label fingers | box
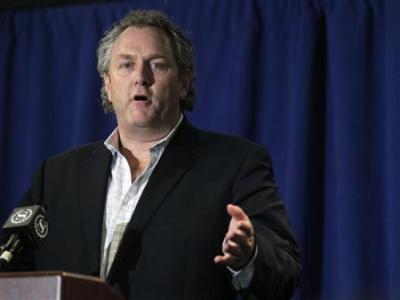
[227,204,248,222]
[231,219,254,238]
[214,204,256,269]
[214,253,240,267]
[225,229,253,252]
[224,230,255,263]
[223,238,243,257]
[227,204,254,239]
[214,238,253,269]
[215,238,243,267]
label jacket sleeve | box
[231,145,301,299]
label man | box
[5,10,301,299]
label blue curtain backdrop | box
[1,0,399,299]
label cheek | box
[112,80,132,100]
[151,75,182,105]
[151,81,169,98]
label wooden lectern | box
[0,271,125,300]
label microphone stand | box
[0,234,24,271]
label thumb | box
[227,204,248,221]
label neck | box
[117,115,181,155]
[117,124,174,181]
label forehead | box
[111,26,173,58]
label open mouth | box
[133,95,148,101]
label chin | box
[126,114,154,127]
[130,116,160,128]
[129,121,153,128]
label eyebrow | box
[115,53,170,61]
[117,54,134,60]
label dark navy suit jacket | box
[9,119,301,299]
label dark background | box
[1,0,399,299]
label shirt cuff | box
[227,245,258,291]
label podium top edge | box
[0,270,105,283]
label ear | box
[104,73,112,102]
[178,73,190,100]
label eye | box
[150,62,168,72]
[119,61,134,70]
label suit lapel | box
[79,143,112,275]
[107,119,199,282]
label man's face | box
[104,26,187,132]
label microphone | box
[0,205,49,269]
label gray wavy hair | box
[97,10,196,113]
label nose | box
[133,62,153,86]
[134,75,147,86]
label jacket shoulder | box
[45,141,107,165]
[197,129,266,154]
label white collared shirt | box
[100,115,183,276]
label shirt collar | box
[104,114,184,155]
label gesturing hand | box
[214,204,256,270]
